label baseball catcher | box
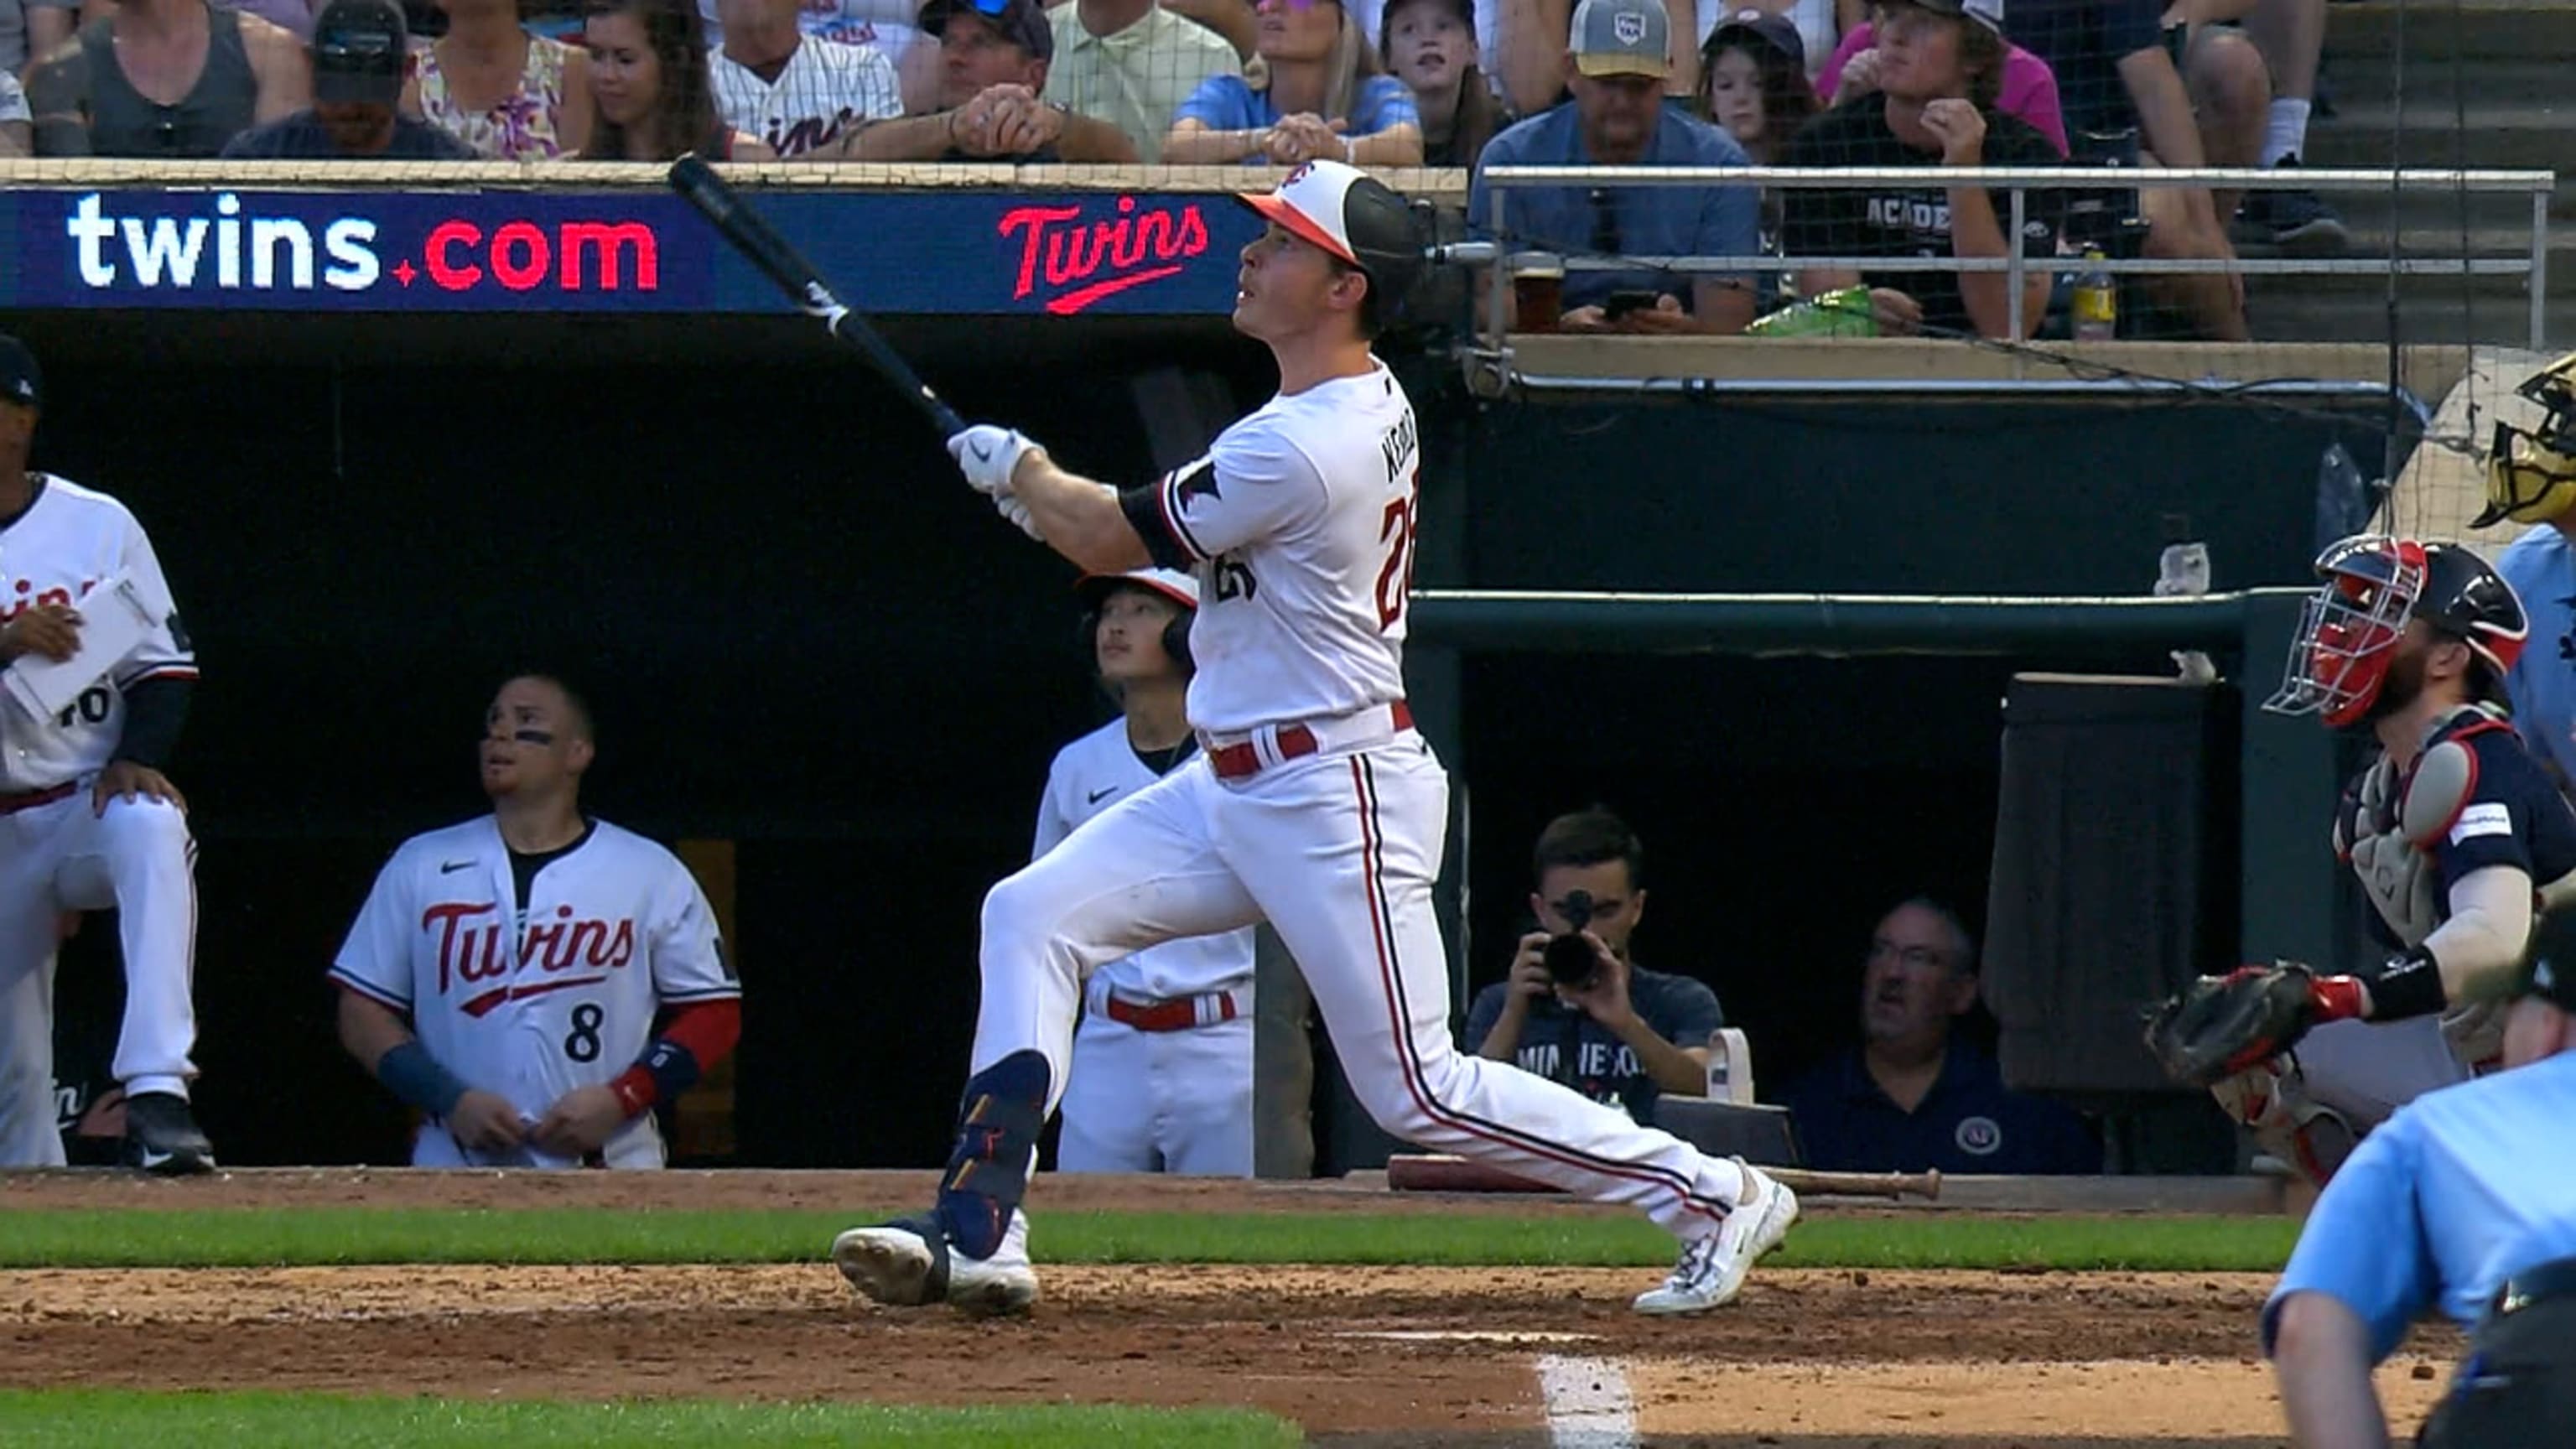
[2148,534,2576,1183]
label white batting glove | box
[995,492,1042,540]
[948,425,1041,498]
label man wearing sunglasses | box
[221,0,478,157]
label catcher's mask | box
[2265,534,2529,730]
[2475,349,2576,528]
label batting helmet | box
[2475,349,2576,528]
[1237,160,1426,325]
[2265,533,2529,729]
[1077,568,1199,673]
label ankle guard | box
[935,1050,1050,1259]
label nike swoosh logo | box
[969,439,994,462]
[138,1148,175,1169]
[1087,787,1118,804]
[440,860,475,874]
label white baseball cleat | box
[946,1210,1039,1318]
[1632,1161,1799,1316]
[832,1220,940,1308]
[831,1211,1039,1317]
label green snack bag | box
[1747,287,1879,337]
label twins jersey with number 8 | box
[328,819,737,1168]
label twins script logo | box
[999,195,1211,315]
[423,901,639,1016]
[3,576,97,624]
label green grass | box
[0,1207,2303,1271]
[0,1390,1301,1448]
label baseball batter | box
[834,161,1797,1318]
[2149,534,2576,1183]
[329,676,742,1168]
[1044,569,1259,1176]
[0,334,213,1175]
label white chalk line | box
[1535,1353,1639,1449]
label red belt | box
[1207,702,1414,782]
[1103,991,1241,1033]
[0,782,76,816]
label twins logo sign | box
[40,191,709,311]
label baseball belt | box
[1204,701,1414,782]
[0,782,77,816]
[1098,988,1249,1032]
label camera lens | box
[1542,890,1598,987]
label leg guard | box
[2211,1056,2356,1187]
[934,1050,1049,1259]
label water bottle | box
[2073,248,2117,341]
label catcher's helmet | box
[2264,533,2529,729]
[1236,160,1425,322]
[2475,349,2576,528]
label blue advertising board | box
[3,186,1265,316]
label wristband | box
[376,1040,468,1119]
[609,1066,656,1119]
[2356,948,2449,1022]
[609,1036,707,1119]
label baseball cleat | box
[832,1219,944,1308]
[122,1092,216,1176]
[944,1210,1038,1318]
[1632,1160,1798,1316]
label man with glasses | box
[220,0,477,158]
[1779,897,2101,1175]
[837,0,1136,161]
[1467,0,1758,334]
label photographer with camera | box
[1463,810,1723,1122]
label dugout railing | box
[1472,164,2559,349]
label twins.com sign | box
[16,189,1254,316]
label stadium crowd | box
[0,0,2357,337]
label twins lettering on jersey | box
[421,899,639,1014]
[3,576,94,622]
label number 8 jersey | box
[328,817,738,1165]
[1138,361,1420,736]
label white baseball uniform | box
[709,34,901,157]
[1038,719,1258,1176]
[974,361,1750,1239]
[328,817,737,1169]
[0,475,200,1167]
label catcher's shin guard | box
[2210,1057,2356,1187]
[934,1051,1049,1260]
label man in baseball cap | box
[1466,0,1759,334]
[1235,158,1426,338]
[834,0,1136,160]
[219,0,479,157]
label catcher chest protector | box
[1982,675,2241,1097]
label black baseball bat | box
[667,153,968,439]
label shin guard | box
[934,1050,1050,1259]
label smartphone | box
[1602,289,1661,319]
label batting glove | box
[995,492,1042,541]
[948,425,1041,498]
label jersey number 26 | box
[1374,479,1420,631]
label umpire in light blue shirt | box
[1467,0,1758,335]
[2262,913,2576,1448]
[2491,351,2576,793]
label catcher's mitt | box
[2144,964,2320,1088]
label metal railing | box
[1475,165,2559,348]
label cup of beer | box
[1511,252,1565,332]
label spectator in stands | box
[221,0,478,154]
[1814,2,2065,156]
[835,0,1135,160]
[710,0,901,156]
[1778,898,2101,1176]
[698,0,943,116]
[1478,0,1696,117]
[1379,0,1504,168]
[407,0,594,158]
[2229,0,2345,256]
[578,0,775,158]
[1463,810,1723,1125]
[2000,0,2266,339]
[1162,0,1422,166]
[1468,0,1760,335]
[1776,0,2059,340]
[1041,0,1239,163]
[1,0,80,79]
[25,0,309,156]
[0,72,27,153]
[1696,8,1812,162]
